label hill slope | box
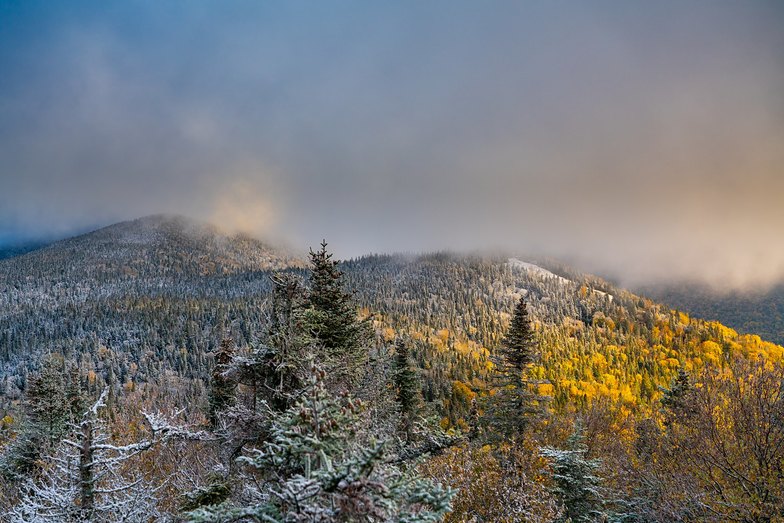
[0,216,782,424]
[639,282,784,345]
[0,215,302,401]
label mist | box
[1,1,783,290]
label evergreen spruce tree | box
[256,272,313,412]
[305,241,369,391]
[485,297,541,439]
[660,366,691,412]
[187,363,454,523]
[207,337,237,428]
[393,338,422,439]
[540,426,606,523]
[1,356,74,480]
[26,358,69,444]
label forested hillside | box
[640,282,784,345]
[0,215,301,409]
[1,216,783,521]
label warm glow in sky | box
[1,1,783,289]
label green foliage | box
[659,366,690,415]
[187,365,454,522]
[484,297,541,439]
[180,473,232,513]
[394,338,422,438]
[306,241,370,391]
[540,426,605,523]
[1,356,82,480]
[256,272,314,412]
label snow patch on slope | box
[507,258,572,285]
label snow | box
[507,258,572,285]
[593,289,614,303]
[508,258,614,302]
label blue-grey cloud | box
[1,1,783,289]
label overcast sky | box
[1,1,783,289]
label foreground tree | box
[659,366,691,426]
[10,390,169,522]
[423,442,561,523]
[393,338,422,439]
[207,337,237,429]
[306,241,370,391]
[1,356,82,481]
[187,364,454,522]
[665,359,784,522]
[254,272,313,412]
[540,426,606,523]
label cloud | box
[207,176,279,238]
[1,1,783,290]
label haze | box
[1,1,783,290]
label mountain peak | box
[0,214,303,280]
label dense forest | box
[640,281,784,346]
[1,216,783,521]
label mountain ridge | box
[1,215,782,422]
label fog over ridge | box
[1,1,783,290]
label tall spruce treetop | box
[306,241,369,390]
[485,296,541,439]
[393,338,422,439]
[498,297,536,389]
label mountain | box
[0,215,303,403]
[1,214,300,279]
[639,282,784,345]
[0,241,49,261]
[1,215,782,424]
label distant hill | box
[638,283,784,345]
[1,214,301,281]
[0,215,304,402]
[1,215,782,425]
[0,241,49,261]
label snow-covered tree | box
[306,241,371,392]
[10,390,175,522]
[186,363,454,522]
[540,426,606,523]
[393,338,422,440]
[208,337,237,428]
[1,356,81,481]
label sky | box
[1,1,783,289]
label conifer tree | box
[207,337,236,428]
[305,241,369,391]
[485,297,541,439]
[393,338,422,439]
[187,363,454,523]
[660,366,691,413]
[26,358,69,444]
[540,426,606,523]
[255,272,313,411]
[1,356,75,480]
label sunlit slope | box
[343,254,784,423]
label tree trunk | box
[79,420,95,519]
